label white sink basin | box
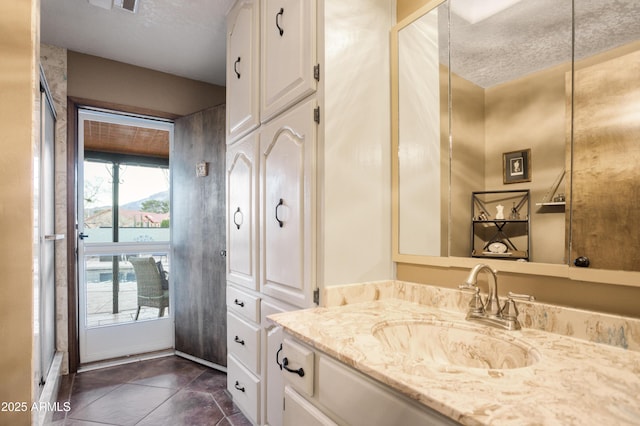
[372,319,540,370]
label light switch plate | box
[196,162,208,177]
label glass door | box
[77,108,174,364]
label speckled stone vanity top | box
[268,281,640,425]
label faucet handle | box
[507,292,535,302]
[460,285,485,315]
[501,292,535,321]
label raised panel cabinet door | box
[284,387,337,426]
[227,131,259,290]
[227,0,260,143]
[260,98,317,307]
[261,0,317,121]
[262,300,286,426]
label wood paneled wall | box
[172,105,227,365]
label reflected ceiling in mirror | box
[445,0,640,88]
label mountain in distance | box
[120,190,170,211]
[85,190,169,216]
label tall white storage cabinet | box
[226,1,393,424]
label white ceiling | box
[40,0,235,86]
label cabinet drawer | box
[227,285,260,323]
[227,312,261,373]
[281,337,314,397]
[228,355,261,425]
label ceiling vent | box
[114,0,139,13]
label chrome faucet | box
[460,263,534,331]
[462,263,501,316]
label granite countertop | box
[268,298,640,425]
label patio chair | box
[129,257,170,320]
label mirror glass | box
[395,0,640,272]
[397,2,449,256]
[570,0,640,271]
[448,0,572,264]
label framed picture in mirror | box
[503,149,531,184]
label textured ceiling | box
[41,1,639,89]
[40,0,234,86]
[444,0,640,87]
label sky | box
[83,161,170,209]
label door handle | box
[78,232,89,240]
[234,56,241,79]
[276,7,284,36]
[233,207,243,230]
[275,198,284,228]
[44,234,65,241]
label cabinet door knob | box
[574,256,590,267]
[276,7,284,36]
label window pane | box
[118,164,170,243]
[83,160,114,243]
[85,253,170,327]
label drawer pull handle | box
[234,299,245,307]
[234,381,245,392]
[276,7,284,36]
[234,336,245,346]
[282,357,305,377]
[277,345,304,377]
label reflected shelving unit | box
[471,190,530,261]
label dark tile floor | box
[50,356,251,426]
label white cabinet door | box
[227,132,259,290]
[260,98,316,308]
[284,386,337,426]
[227,0,260,143]
[261,0,317,121]
[262,299,288,426]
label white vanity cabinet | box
[259,98,317,308]
[226,0,260,143]
[260,0,318,122]
[279,335,460,426]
